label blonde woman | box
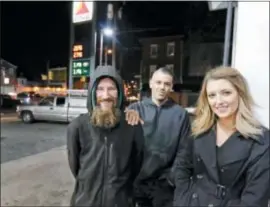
[173,66,269,207]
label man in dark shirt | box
[128,67,191,207]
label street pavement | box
[1,117,67,163]
[1,115,74,206]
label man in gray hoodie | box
[67,65,144,207]
[128,67,191,207]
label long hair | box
[192,66,263,138]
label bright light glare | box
[4,77,10,84]
[107,49,112,54]
[103,28,114,36]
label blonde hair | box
[192,66,263,138]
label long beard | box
[90,107,121,129]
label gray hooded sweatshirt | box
[128,97,191,184]
[67,65,144,207]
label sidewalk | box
[1,107,18,121]
[0,108,17,116]
[1,146,74,206]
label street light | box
[103,28,114,36]
[99,27,114,66]
[104,48,113,65]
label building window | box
[167,42,175,57]
[8,68,14,75]
[150,44,158,58]
[149,65,157,77]
[166,64,174,74]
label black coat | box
[67,113,144,207]
[173,127,269,207]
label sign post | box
[69,1,96,89]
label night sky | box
[1,2,70,80]
[1,2,223,81]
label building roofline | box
[0,58,18,69]
[139,35,184,43]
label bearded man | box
[67,65,144,207]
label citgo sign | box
[72,1,93,24]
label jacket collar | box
[144,97,175,108]
[194,127,254,183]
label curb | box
[1,117,19,121]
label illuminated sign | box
[72,1,93,24]
[48,67,67,82]
[72,59,90,77]
[73,44,83,59]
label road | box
[1,116,67,163]
[1,115,74,206]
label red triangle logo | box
[76,2,89,15]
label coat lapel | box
[217,132,254,167]
[195,130,256,185]
[195,129,219,183]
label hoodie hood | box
[87,65,124,112]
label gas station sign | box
[73,44,83,59]
[72,1,93,24]
[72,59,90,77]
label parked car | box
[16,94,88,123]
[0,94,20,109]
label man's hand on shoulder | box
[124,109,144,126]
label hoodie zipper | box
[102,136,108,207]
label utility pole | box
[90,1,97,77]
[106,3,116,68]
[99,32,104,66]
[68,2,74,89]
[112,5,123,69]
[223,1,234,66]
[112,16,116,68]
[0,2,1,60]
[105,46,108,65]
